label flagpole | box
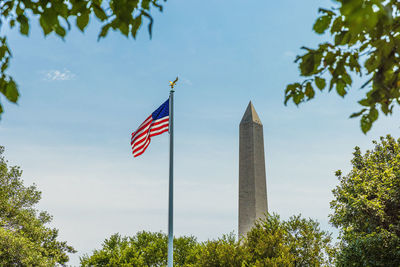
[167,78,176,267]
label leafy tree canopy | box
[285,0,400,133]
[0,0,165,119]
[80,231,198,266]
[244,214,335,266]
[81,214,334,266]
[0,146,75,266]
[191,233,247,267]
[330,135,400,266]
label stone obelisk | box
[239,101,268,238]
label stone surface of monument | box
[239,101,268,238]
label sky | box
[1,0,400,266]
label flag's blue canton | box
[152,99,169,120]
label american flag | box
[131,99,170,157]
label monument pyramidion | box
[239,101,268,238]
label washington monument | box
[239,101,268,238]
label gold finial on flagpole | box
[169,77,178,90]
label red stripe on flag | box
[149,124,169,135]
[150,128,169,137]
[131,112,169,157]
[150,122,169,132]
[131,116,152,141]
[131,120,168,147]
[132,136,150,155]
[153,117,169,124]
[131,129,150,146]
[132,116,152,136]
[133,138,151,157]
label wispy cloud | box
[42,69,76,81]
[181,77,193,86]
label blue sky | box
[1,0,400,265]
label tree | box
[191,214,334,266]
[191,233,247,267]
[0,145,75,266]
[244,213,335,266]
[81,214,334,266]
[80,231,198,266]
[285,0,400,133]
[330,135,400,266]
[0,0,165,119]
[81,232,247,267]
[84,214,334,266]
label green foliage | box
[80,231,198,266]
[330,135,400,266]
[244,214,334,266]
[81,214,334,266]
[191,233,247,267]
[285,0,400,133]
[0,146,75,266]
[0,0,165,119]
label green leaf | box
[5,80,19,103]
[315,77,326,90]
[349,54,360,73]
[131,16,142,39]
[313,15,332,34]
[20,21,29,35]
[9,19,15,29]
[53,1,69,18]
[369,107,378,122]
[381,102,390,115]
[336,80,346,97]
[39,16,52,35]
[98,24,111,40]
[300,54,314,76]
[293,91,304,105]
[55,25,66,37]
[1,58,9,73]
[360,114,372,134]
[119,22,129,37]
[92,4,107,21]
[358,99,370,107]
[42,9,58,28]
[330,17,343,34]
[284,84,296,105]
[77,13,90,31]
[318,8,335,16]
[349,108,367,118]
[299,51,323,77]
[305,82,315,99]
[141,0,151,10]
[284,94,292,105]
[0,47,6,60]
[381,40,394,57]
[342,72,352,85]
[365,54,380,73]
[324,52,336,66]
[18,15,29,36]
[334,31,349,46]
[16,5,23,15]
